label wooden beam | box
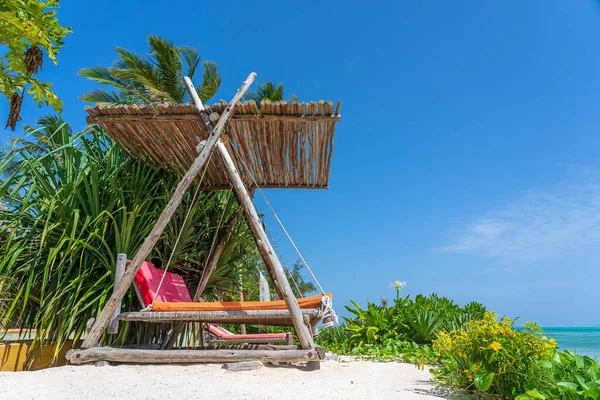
[86,114,341,124]
[118,308,321,326]
[80,72,257,349]
[66,347,321,365]
[184,80,316,351]
[177,184,329,192]
[107,254,126,334]
[214,141,316,350]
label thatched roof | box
[85,100,342,190]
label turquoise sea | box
[542,327,600,359]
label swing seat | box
[128,261,332,327]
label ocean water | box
[542,326,600,359]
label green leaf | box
[473,370,494,391]
[515,395,533,400]
[525,389,546,399]
[557,382,580,393]
[583,388,600,400]
[537,360,553,368]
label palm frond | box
[244,81,286,108]
[80,89,135,106]
[197,61,221,103]
[148,36,185,102]
[180,46,201,81]
[78,66,130,90]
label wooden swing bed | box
[66,73,342,368]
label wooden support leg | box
[80,73,257,349]
[184,81,315,351]
[215,142,314,350]
[107,254,127,334]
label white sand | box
[0,359,448,400]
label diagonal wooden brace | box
[80,72,257,349]
[184,79,316,350]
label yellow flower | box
[545,338,557,349]
[490,341,502,351]
[541,336,547,341]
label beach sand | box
[0,358,449,399]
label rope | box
[149,151,212,310]
[317,295,338,329]
[264,222,302,296]
[236,157,326,296]
[254,186,326,295]
[235,157,337,329]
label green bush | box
[0,119,258,365]
[432,312,556,398]
[343,293,487,347]
[516,350,600,400]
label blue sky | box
[2,1,600,325]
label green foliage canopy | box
[0,0,71,130]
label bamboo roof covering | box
[85,100,342,190]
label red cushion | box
[203,323,287,340]
[134,261,192,306]
[220,333,287,340]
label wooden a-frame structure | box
[66,72,342,368]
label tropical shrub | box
[0,118,259,366]
[345,300,404,346]
[432,312,556,398]
[343,293,487,347]
[515,350,600,400]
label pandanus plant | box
[0,118,258,367]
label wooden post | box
[215,141,315,350]
[80,72,257,349]
[107,254,126,334]
[239,273,246,335]
[184,80,315,351]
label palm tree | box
[286,260,316,297]
[244,81,298,107]
[79,36,221,105]
[0,115,69,178]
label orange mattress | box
[152,293,332,312]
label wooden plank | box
[222,361,263,371]
[66,347,321,365]
[117,308,322,326]
[80,72,257,349]
[107,254,126,335]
